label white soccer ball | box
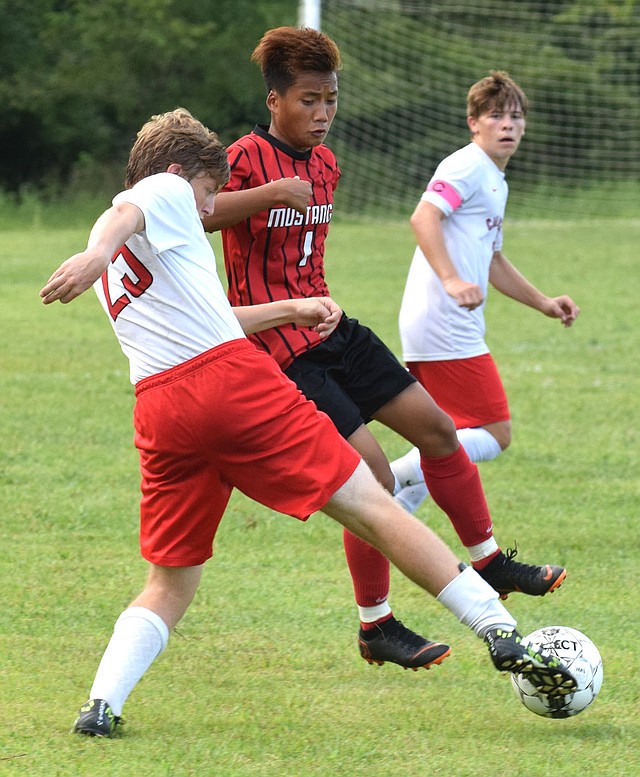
[511,626,603,718]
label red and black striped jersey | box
[221,125,340,368]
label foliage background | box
[3,0,640,213]
[0,0,297,195]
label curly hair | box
[124,108,229,189]
[251,26,341,94]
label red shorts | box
[133,339,360,567]
[407,353,510,429]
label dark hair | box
[124,108,230,189]
[467,71,528,119]
[251,26,341,94]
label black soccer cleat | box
[477,546,566,599]
[485,627,577,696]
[72,698,120,737]
[358,617,451,671]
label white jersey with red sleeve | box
[93,172,245,384]
[399,142,508,361]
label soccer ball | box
[511,626,603,718]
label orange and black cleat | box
[358,617,451,670]
[477,545,566,600]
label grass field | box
[1,214,639,776]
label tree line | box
[2,0,639,199]
[0,0,296,194]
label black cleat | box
[485,627,577,696]
[358,617,451,671]
[72,699,120,737]
[477,546,566,599]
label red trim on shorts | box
[407,353,510,429]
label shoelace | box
[502,544,544,582]
[504,542,520,561]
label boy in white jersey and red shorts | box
[204,28,569,672]
[40,107,575,738]
[393,72,580,528]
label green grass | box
[1,215,639,776]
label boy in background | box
[394,72,580,522]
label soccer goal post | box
[303,0,640,220]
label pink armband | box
[426,179,462,210]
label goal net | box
[315,0,640,219]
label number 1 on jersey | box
[299,230,313,267]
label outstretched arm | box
[410,200,484,310]
[40,202,144,305]
[202,177,312,231]
[232,297,342,338]
[489,251,580,327]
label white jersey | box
[399,142,507,361]
[93,173,245,384]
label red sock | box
[471,549,501,570]
[421,446,493,547]
[360,612,393,632]
[342,529,390,608]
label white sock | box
[390,446,423,488]
[89,606,170,716]
[436,566,516,639]
[467,536,500,563]
[392,451,428,512]
[358,600,392,624]
[394,483,429,513]
[456,427,502,462]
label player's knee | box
[416,407,459,456]
[490,421,512,451]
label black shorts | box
[284,315,416,439]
